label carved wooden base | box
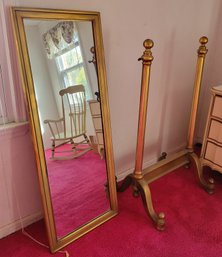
[118,150,214,230]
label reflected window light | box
[55,33,92,105]
[34,87,45,134]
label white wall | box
[25,25,60,149]
[1,0,222,238]
[15,0,222,176]
[0,0,43,239]
[0,124,42,239]
[196,5,222,142]
[77,21,99,96]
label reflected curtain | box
[42,21,77,59]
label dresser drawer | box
[96,132,104,145]
[92,116,102,130]
[88,100,101,115]
[212,96,222,119]
[205,141,222,167]
[208,119,222,144]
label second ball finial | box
[199,36,208,45]
[143,39,154,49]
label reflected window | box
[55,38,92,102]
[41,21,93,104]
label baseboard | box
[116,157,157,182]
[0,211,43,239]
[116,142,187,182]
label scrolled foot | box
[117,175,133,192]
[206,178,215,195]
[184,162,191,169]
[133,188,140,197]
[132,182,140,197]
[158,152,167,161]
[156,212,165,231]
[188,153,215,194]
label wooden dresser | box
[200,85,222,173]
[88,100,104,158]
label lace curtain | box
[42,21,77,59]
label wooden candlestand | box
[118,37,214,231]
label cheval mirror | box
[11,7,118,252]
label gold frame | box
[11,7,118,252]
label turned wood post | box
[134,39,154,179]
[187,36,208,151]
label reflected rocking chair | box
[44,85,92,160]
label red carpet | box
[45,145,109,238]
[1,164,222,257]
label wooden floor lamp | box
[118,37,214,231]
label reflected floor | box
[45,144,110,239]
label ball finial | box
[199,36,208,45]
[143,39,154,49]
[158,212,165,219]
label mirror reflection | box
[24,19,109,239]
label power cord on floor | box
[22,229,70,257]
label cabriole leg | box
[189,152,214,194]
[137,179,165,231]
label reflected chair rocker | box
[44,85,92,160]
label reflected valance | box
[42,21,77,58]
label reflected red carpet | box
[45,145,110,238]
[1,165,222,257]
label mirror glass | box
[23,18,110,239]
[12,9,118,252]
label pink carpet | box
[45,145,110,238]
[1,164,222,257]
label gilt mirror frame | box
[11,7,118,252]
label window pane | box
[64,66,87,88]
[56,46,83,72]
[75,46,83,63]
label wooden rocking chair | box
[44,85,92,160]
